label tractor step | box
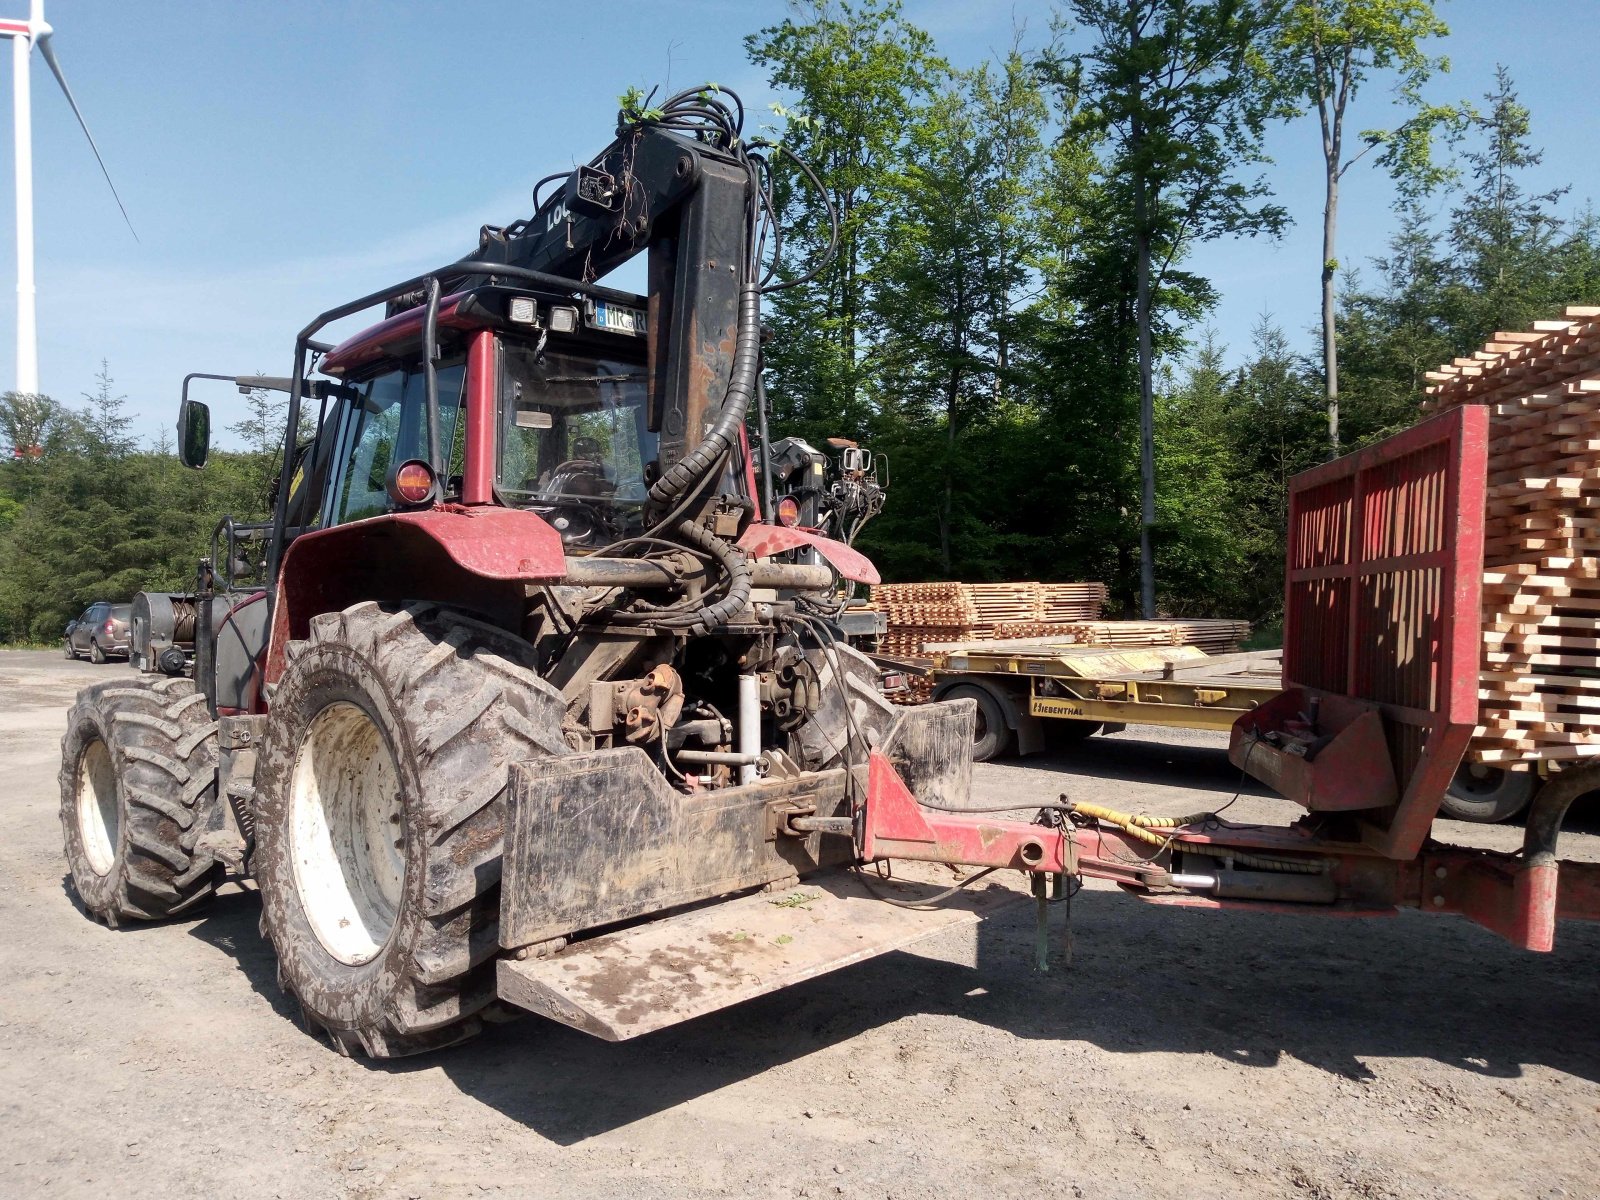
[496,868,1022,1041]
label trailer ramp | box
[497,869,1021,1041]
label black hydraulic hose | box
[664,518,752,635]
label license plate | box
[592,301,646,336]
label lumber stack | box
[991,618,1251,653]
[1423,305,1600,764]
[1038,582,1111,622]
[872,580,1109,657]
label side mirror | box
[178,398,210,469]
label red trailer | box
[860,402,1600,954]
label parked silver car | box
[64,602,131,663]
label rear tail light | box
[387,460,436,506]
[104,620,115,635]
[776,496,801,527]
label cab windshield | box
[497,341,656,548]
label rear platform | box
[497,869,1022,1041]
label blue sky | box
[2,0,1596,447]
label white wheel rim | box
[290,702,406,966]
[76,738,119,875]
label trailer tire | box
[59,675,219,926]
[939,684,1013,762]
[1440,764,1536,824]
[253,601,565,1059]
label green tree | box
[1065,0,1290,617]
[745,0,945,443]
[871,47,1048,573]
[1270,0,1456,456]
[1440,65,1569,342]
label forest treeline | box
[3,0,1599,643]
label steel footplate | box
[496,868,1022,1041]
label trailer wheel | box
[58,676,219,925]
[1440,763,1536,823]
[253,602,565,1059]
[939,684,1013,762]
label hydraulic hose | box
[1069,801,1328,874]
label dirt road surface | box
[3,648,1597,1199]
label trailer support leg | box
[1032,873,1050,973]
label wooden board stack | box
[1423,304,1600,765]
[990,618,1251,653]
[1038,582,1111,623]
[872,581,1109,658]
[872,582,977,658]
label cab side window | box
[328,360,465,526]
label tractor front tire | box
[59,676,219,925]
[253,602,565,1059]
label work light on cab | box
[508,296,539,325]
[387,459,436,506]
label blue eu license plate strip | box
[593,302,647,335]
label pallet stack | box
[1422,304,1600,764]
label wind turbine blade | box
[35,34,138,242]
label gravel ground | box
[3,648,1598,1200]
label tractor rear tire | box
[253,602,566,1059]
[59,675,220,925]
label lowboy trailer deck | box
[918,640,1282,760]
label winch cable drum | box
[599,85,838,636]
[130,591,198,673]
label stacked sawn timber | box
[873,581,1109,658]
[1423,304,1600,764]
[990,618,1251,654]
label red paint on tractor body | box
[318,294,475,377]
[463,330,498,505]
[738,524,881,585]
[264,507,564,684]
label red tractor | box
[60,86,1600,1059]
[60,88,974,1055]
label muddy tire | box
[63,639,76,660]
[59,675,220,925]
[253,601,565,1059]
[89,639,108,665]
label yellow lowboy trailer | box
[919,638,1283,761]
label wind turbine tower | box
[0,0,135,397]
